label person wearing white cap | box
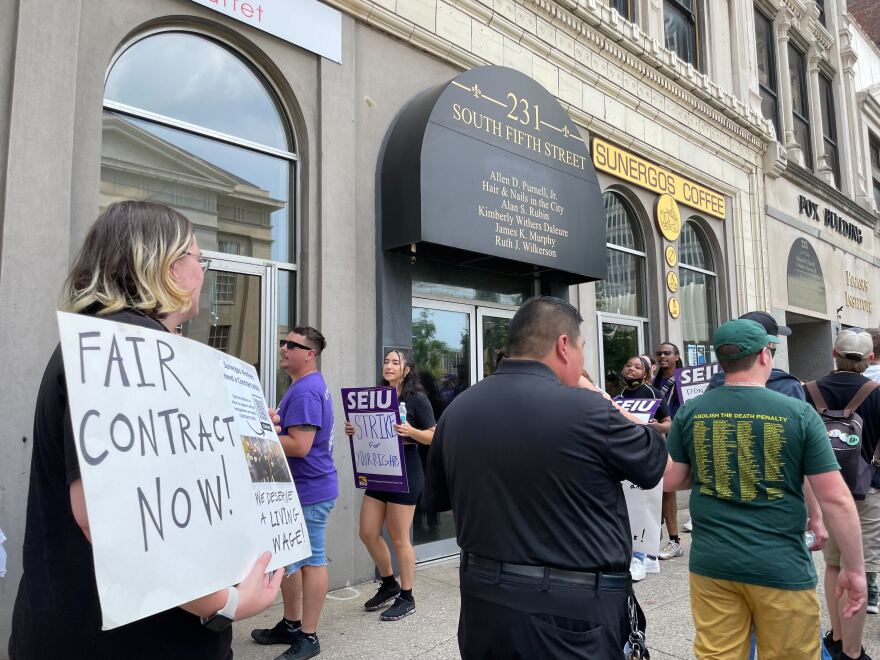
[806,328,880,660]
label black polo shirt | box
[424,359,668,573]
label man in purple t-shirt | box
[251,326,337,660]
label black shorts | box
[365,444,423,506]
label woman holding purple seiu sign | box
[344,349,436,621]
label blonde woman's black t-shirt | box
[9,310,233,659]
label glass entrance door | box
[477,308,516,379]
[411,300,475,561]
[410,300,517,561]
[598,313,644,397]
[181,256,274,398]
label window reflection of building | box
[100,31,298,395]
[209,325,231,352]
[679,221,717,366]
[596,192,646,317]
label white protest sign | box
[58,312,310,629]
[623,479,663,556]
[675,362,721,405]
[615,398,661,424]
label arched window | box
[103,32,295,261]
[596,192,647,395]
[596,192,646,317]
[679,220,718,366]
[101,31,298,401]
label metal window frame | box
[596,312,647,394]
[101,28,303,403]
[664,0,703,71]
[754,7,780,137]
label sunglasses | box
[280,339,313,352]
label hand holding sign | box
[58,312,310,629]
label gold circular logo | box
[665,245,678,267]
[668,297,680,319]
[666,271,679,293]
[656,194,682,242]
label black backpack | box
[805,379,880,500]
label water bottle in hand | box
[399,402,407,425]
[804,530,816,551]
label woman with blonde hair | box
[9,201,283,659]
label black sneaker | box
[823,630,842,659]
[275,633,321,660]
[364,581,400,611]
[380,595,415,621]
[251,619,302,645]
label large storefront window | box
[101,31,298,403]
[596,192,646,317]
[679,221,717,366]
[597,192,647,395]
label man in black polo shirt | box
[424,296,668,658]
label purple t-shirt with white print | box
[278,371,338,505]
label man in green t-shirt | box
[664,319,867,660]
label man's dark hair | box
[506,296,583,359]
[292,326,327,355]
[657,342,684,369]
[716,344,760,374]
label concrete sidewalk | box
[234,515,880,659]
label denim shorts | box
[286,498,336,574]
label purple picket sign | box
[341,386,410,493]
[674,362,721,405]
[614,398,661,423]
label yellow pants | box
[689,573,821,659]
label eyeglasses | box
[280,339,314,352]
[185,251,211,273]
[655,350,675,357]
[768,345,777,357]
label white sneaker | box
[683,519,693,532]
[659,539,684,559]
[644,556,660,574]
[629,556,646,582]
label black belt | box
[462,553,630,589]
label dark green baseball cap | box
[712,319,780,359]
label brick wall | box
[850,0,880,46]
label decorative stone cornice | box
[536,0,772,147]
[780,0,806,22]
[324,0,772,156]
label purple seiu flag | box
[674,362,722,405]
[614,398,661,424]
[341,387,409,493]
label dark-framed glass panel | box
[754,8,780,138]
[788,43,813,170]
[609,0,636,21]
[596,192,647,317]
[679,221,717,367]
[819,74,840,189]
[664,0,702,70]
[816,0,826,27]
